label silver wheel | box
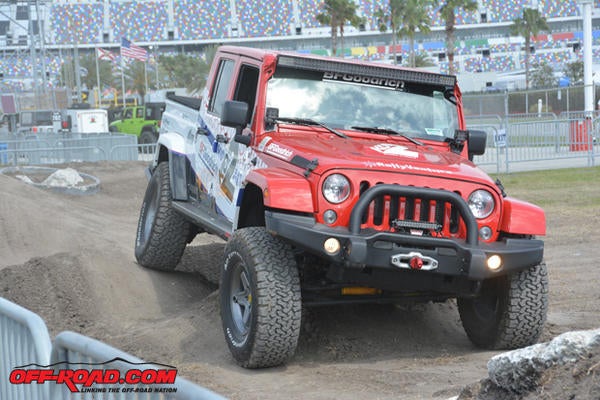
[228,261,252,341]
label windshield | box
[266,67,459,140]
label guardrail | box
[1,297,226,400]
[0,297,51,400]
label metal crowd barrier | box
[0,132,139,166]
[0,297,226,400]
[0,297,52,400]
[469,117,598,173]
[0,127,597,173]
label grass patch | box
[492,166,600,208]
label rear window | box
[145,103,165,120]
[20,111,53,126]
[34,111,53,125]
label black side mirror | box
[222,100,252,146]
[468,130,487,160]
[221,100,248,130]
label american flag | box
[97,48,116,61]
[121,37,148,62]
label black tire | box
[220,227,302,368]
[139,129,157,144]
[109,126,119,133]
[458,262,548,350]
[135,162,191,271]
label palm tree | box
[511,8,550,89]
[439,0,478,75]
[317,0,363,57]
[123,61,147,99]
[398,0,433,68]
[375,0,404,64]
[413,53,436,67]
[158,49,214,95]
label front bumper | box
[265,185,543,281]
[266,210,543,280]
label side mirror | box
[468,130,487,160]
[221,100,248,130]
[222,100,251,146]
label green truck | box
[109,102,165,143]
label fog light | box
[487,255,502,271]
[323,209,337,225]
[479,226,493,241]
[323,238,341,255]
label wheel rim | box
[141,177,160,244]
[228,261,253,340]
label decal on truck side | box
[187,106,263,224]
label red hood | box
[258,127,495,187]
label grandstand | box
[1,0,600,91]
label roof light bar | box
[277,55,456,87]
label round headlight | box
[322,174,351,204]
[468,190,495,219]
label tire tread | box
[221,227,301,368]
[135,162,191,271]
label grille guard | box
[349,184,479,245]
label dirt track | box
[1,161,599,399]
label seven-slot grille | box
[357,181,465,238]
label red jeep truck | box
[134,46,547,368]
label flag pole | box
[95,48,101,107]
[144,59,148,102]
[121,41,126,107]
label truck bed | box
[166,93,202,110]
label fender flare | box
[245,168,314,213]
[499,197,546,236]
[152,132,188,201]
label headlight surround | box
[468,190,495,219]
[322,174,351,204]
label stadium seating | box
[40,0,590,46]
[299,0,322,28]
[175,0,230,40]
[237,0,292,37]
[110,1,168,42]
[2,0,600,80]
[50,3,103,44]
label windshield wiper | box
[351,126,424,146]
[274,117,348,139]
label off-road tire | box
[139,129,157,145]
[220,227,301,368]
[135,162,191,271]
[458,262,548,350]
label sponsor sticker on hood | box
[370,144,418,159]
[264,141,294,160]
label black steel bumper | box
[265,185,543,281]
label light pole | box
[579,0,593,114]
[151,44,159,90]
